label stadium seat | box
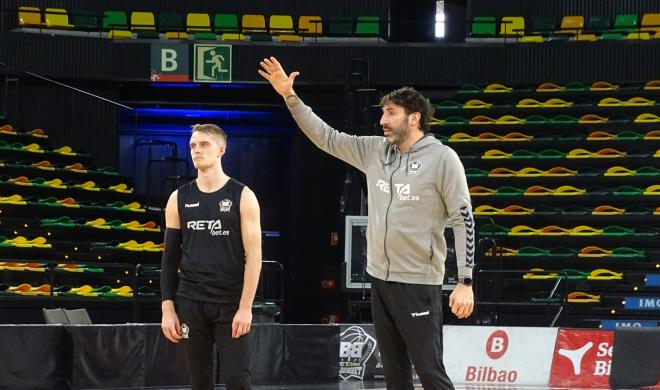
[584,15,610,34]
[44,8,73,29]
[610,14,638,34]
[626,32,650,40]
[327,17,353,36]
[600,32,624,41]
[299,16,323,35]
[500,16,524,37]
[159,12,188,39]
[530,16,557,36]
[521,35,543,43]
[18,6,42,28]
[470,16,496,37]
[555,15,584,36]
[270,15,301,42]
[131,12,159,39]
[103,11,132,39]
[214,14,243,40]
[71,11,99,32]
[640,13,660,38]
[242,14,271,40]
[187,13,215,40]
[355,16,380,36]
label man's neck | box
[196,165,229,192]
[398,131,425,153]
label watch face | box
[461,278,473,285]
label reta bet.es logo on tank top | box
[186,220,230,236]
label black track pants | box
[371,277,455,390]
[176,297,251,390]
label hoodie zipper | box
[383,153,402,280]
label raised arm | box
[258,56,381,172]
[232,187,262,339]
[161,190,183,342]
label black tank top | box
[176,178,245,303]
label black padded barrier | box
[609,327,660,389]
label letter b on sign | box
[486,330,509,360]
[162,49,178,71]
[150,43,189,82]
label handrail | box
[22,70,134,111]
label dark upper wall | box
[467,0,660,20]
[2,33,660,87]
[1,0,389,31]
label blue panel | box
[624,296,660,310]
[601,320,658,330]
[149,83,201,88]
[646,274,660,286]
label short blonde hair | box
[191,123,227,145]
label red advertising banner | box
[549,329,614,388]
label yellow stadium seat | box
[299,16,323,35]
[270,15,295,34]
[521,35,543,43]
[165,32,188,39]
[500,16,524,36]
[221,33,245,41]
[270,15,301,42]
[18,6,42,27]
[131,11,156,31]
[555,15,584,35]
[627,32,650,40]
[242,14,267,33]
[109,30,132,39]
[641,13,660,35]
[575,34,597,41]
[187,13,212,33]
[44,8,73,29]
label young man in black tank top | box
[160,124,262,390]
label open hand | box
[258,57,299,98]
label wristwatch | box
[458,277,473,286]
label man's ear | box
[218,144,226,157]
[409,112,421,128]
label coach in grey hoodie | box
[260,57,474,390]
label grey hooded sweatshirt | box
[288,98,475,285]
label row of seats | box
[470,13,660,42]
[458,81,660,93]
[17,7,380,41]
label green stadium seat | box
[600,32,624,41]
[71,11,99,32]
[610,14,638,34]
[355,16,380,36]
[470,16,496,37]
[327,17,353,36]
[214,14,243,40]
[530,16,557,36]
[103,11,132,39]
[159,12,188,39]
[584,16,610,34]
